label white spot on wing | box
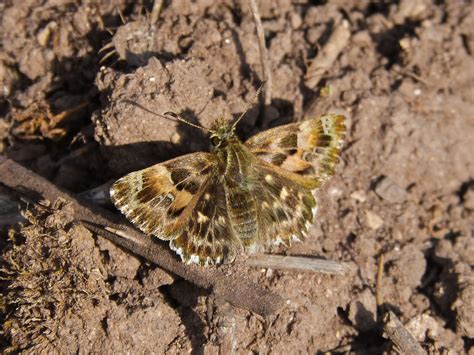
[197,211,209,223]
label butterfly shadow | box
[99,104,210,177]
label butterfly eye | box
[211,136,220,146]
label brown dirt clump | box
[1,0,473,353]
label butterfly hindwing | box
[111,152,240,265]
[245,114,346,188]
[170,176,240,265]
[250,159,317,249]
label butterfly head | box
[209,117,237,149]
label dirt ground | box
[1,0,473,353]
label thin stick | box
[117,6,126,25]
[304,20,351,89]
[150,0,164,25]
[383,311,427,355]
[0,157,284,318]
[100,49,117,64]
[249,0,272,106]
[376,252,385,323]
[98,42,115,53]
[247,254,349,275]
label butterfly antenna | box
[163,112,209,132]
[232,83,265,129]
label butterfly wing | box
[111,152,240,265]
[244,114,345,248]
[250,159,318,248]
[245,114,346,188]
[170,176,241,265]
[110,152,217,239]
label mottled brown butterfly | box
[110,95,345,265]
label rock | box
[391,244,427,289]
[0,59,20,96]
[405,314,440,341]
[142,267,175,290]
[36,21,58,47]
[374,176,408,204]
[453,281,474,338]
[462,185,474,210]
[290,12,303,29]
[365,210,384,230]
[350,190,367,202]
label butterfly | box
[110,98,346,266]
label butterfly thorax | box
[209,118,236,149]
[208,119,250,176]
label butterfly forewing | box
[245,114,346,187]
[110,152,217,239]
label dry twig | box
[383,311,427,355]
[0,157,284,318]
[305,20,351,89]
[249,0,272,106]
[150,0,164,25]
[247,254,349,275]
[376,253,384,310]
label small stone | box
[328,186,343,198]
[365,211,384,230]
[374,177,408,204]
[143,267,174,290]
[36,21,57,47]
[350,190,367,203]
[170,132,182,145]
[462,186,474,210]
[405,314,440,341]
[453,282,474,338]
[341,90,358,105]
[305,27,320,45]
[322,237,336,252]
[290,13,303,29]
[0,60,20,97]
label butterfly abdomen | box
[220,143,260,243]
[226,190,258,241]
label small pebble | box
[374,176,408,204]
[350,190,367,202]
[365,211,384,230]
[405,314,440,341]
[290,13,303,29]
[170,132,182,145]
[36,21,57,47]
[462,186,474,210]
